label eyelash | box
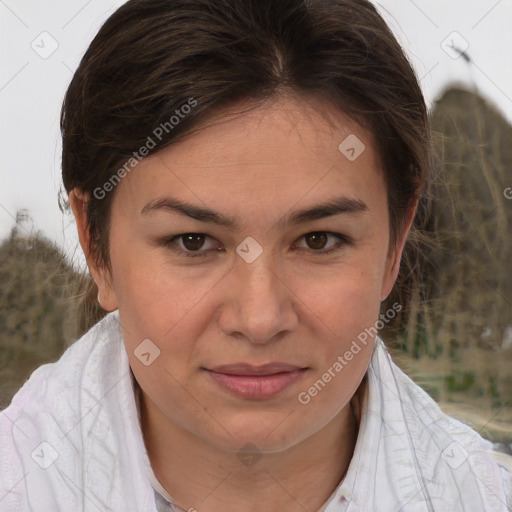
[158,232,352,258]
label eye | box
[158,231,352,259]
[293,231,352,255]
[160,233,222,258]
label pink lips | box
[205,363,307,399]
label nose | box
[217,249,299,345]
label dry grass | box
[384,87,512,444]
[0,217,105,409]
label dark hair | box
[61,0,432,320]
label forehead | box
[112,94,385,225]
[167,93,377,167]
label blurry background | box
[1,1,511,450]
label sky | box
[1,0,511,271]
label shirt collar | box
[328,336,434,511]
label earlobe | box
[96,281,118,312]
[68,188,118,312]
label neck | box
[137,377,365,512]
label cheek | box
[108,243,231,388]
[107,239,184,357]
[299,254,386,331]
[293,251,385,372]
[293,266,381,416]
[108,233,195,328]
[314,276,381,363]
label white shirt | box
[1,311,510,511]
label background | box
[1,1,511,449]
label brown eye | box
[304,232,328,250]
[181,233,206,251]
[294,231,352,256]
[159,232,221,258]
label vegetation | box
[387,87,512,445]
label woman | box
[1,0,510,510]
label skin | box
[70,93,415,512]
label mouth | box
[203,363,309,399]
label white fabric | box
[1,311,510,511]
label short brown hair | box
[61,0,432,317]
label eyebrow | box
[141,195,368,228]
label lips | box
[209,362,305,376]
[204,362,308,399]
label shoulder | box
[488,449,512,510]
[368,338,512,510]
[0,312,124,510]
[2,312,120,420]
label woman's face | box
[88,94,408,453]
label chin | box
[203,410,312,454]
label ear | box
[380,202,417,301]
[69,188,118,312]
